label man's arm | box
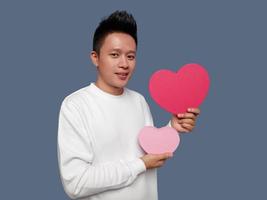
[57,100,146,199]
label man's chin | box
[114,79,129,88]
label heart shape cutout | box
[138,126,180,154]
[149,63,210,114]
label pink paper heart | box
[138,126,180,154]
[149,63,210,114]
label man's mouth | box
[115,72,129,80]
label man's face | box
[91,32,136,94]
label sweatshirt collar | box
[89,82,127,99]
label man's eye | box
[128,55,135,60]
[110,53,119,57]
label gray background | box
[0,0,266,199]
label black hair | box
[92,10,137,54]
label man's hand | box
[140,152,173,169]
[171,108,200,133]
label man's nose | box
[118,55,129,68]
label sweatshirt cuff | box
[167,120,172,128]
[127,158,146,177]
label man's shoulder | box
[61,84,91,107]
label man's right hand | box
[140,152,173,169]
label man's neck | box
[95,80,124,96]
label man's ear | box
[90,51,99,67]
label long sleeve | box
[57,100,146,199]
[140,95,154,127]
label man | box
[57,10,200,200]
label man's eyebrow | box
[110,48,136,54]
[127,50,136,54]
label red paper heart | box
[149,63,210,114]
[138,126,180,154]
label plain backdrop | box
[0,0,266,199]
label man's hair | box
[92,10,137,54]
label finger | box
[177,113,196,120]
[187,108,200,116]
[179,119,195,126]
[181,123,194,131]
[176,125,190,132]
[157,152,173,160]
[179,127,190,133]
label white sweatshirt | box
[57,82,159,200]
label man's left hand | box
[170,108,201,133]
